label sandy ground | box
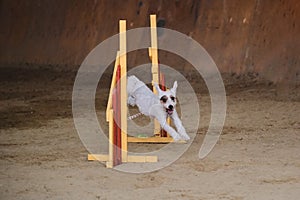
[0,67,300,200]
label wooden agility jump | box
[88,15,177,168]
[127,14,173,143]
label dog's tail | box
[128,112,143,120]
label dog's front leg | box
[150,107,181,141]
[170,110,190,140]
[157,118,181,141]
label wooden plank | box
[148,47,152,59]
[150,15,161,136]
[106,51,120,121]
[150,14,159,87]
[88,154,158,163]
[88,154,108,161]
[115,65,122,165]
[128,137,187,143]
[108,109,114,167]
[119,20,128,162]
[150,20,158,75]
[106,161,113,168]
[127,155,158,163]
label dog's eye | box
[170,96,175,102]
[160,96,168,103]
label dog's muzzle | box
[166,105,174,115]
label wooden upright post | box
[119,20,128,162]
[149,14,161,136]
[150,15,159,86]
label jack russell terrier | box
[127,75,190,141]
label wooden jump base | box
[88,15,182,168]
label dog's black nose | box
[168,105,173,110]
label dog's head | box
[154,81,177,115]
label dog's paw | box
[128,96,136,106]
[179,133,190,141]
[172,135,181,142]
[184,135,190,141]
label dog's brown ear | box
[170,81,177,95]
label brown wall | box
[0,0,299,83]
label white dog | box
[127,75,190,141]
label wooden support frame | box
[88,15,186,168]
[88,18,158,168]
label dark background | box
[1,0,299,83]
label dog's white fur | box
[127,75,190,141]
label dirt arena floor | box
[0,66,299,200]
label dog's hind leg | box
[171,110,190,140]
[128,95,136,106]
